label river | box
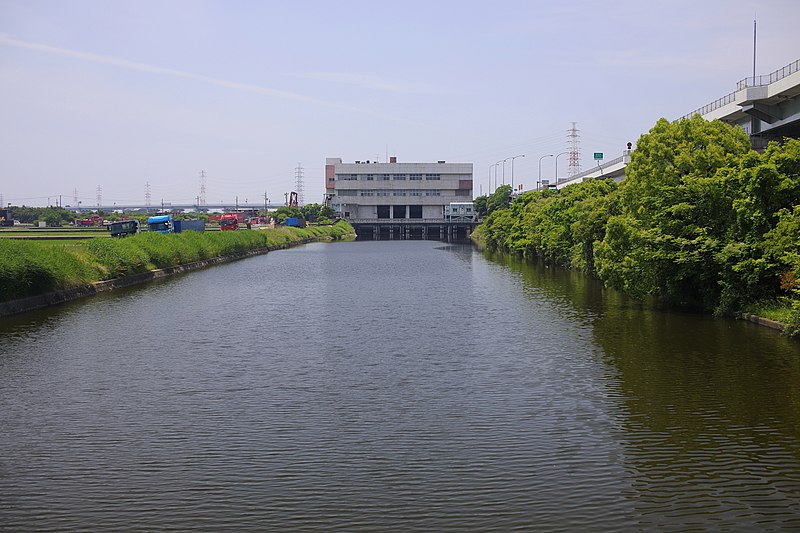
[2,240,799,531]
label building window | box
[376,190,390,196]
[409,173,422,180]
[408,190,423,196]
[392,174,406,180]
[425,190,441,196]
[360,190,375,196]
[425,174,440,180]
[392,190,407,196]
[455,189,471,196]
[365,174,374,181]
[337,174,358,180]
[380,174,390,180]
[339,190,358,196]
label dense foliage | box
[0,221,353,302]
[476,115,800,334]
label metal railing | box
[680,58,800,121]
[680,90,737,121]
[567,155,626,181]
[736,59,800,90]
[347,218,473,224]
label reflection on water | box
[1,241,799,531]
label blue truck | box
[147,215,205,233]
[284,217,306,228]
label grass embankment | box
[0,222,354,303]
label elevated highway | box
[559,58,800,190]
[681,58,800,149]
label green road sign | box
[594,152,603,160]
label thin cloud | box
[290,71,461,95]
[0,33,420,123]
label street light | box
[495,160,503,191]
[538,154,553,191]
[510,154,525,189]
[555,151,569,184]
[502,157,512,186]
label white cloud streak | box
[289,71,460,95]
[0,33,419,123]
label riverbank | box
[473,220,795,336]
[0,222,354,317]
[472,121,800,338]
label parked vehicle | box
[147,215,205,233]
[284,217,306,228]
[108,219,140,237]
[220,212,244,231]
[147,215,173,233]
[76,214,103,227]
[173,219,205,233]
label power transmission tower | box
[567,122,582,178]
[96,185,102,208]
[294,163,305,206]
[199,170,207,206]
[145,181,152,208]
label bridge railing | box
[348,218,472,224]
[736,59,800,90]
[566,154,626,181]
[681,57,800,121]
[680,90,737,121]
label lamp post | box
[494,160,503,191]
[488,163,495,195]
[555,151,569,184]
[538,154,553,191]
[502,157,511,186]
[510,154,525,189]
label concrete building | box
[324,157,473,221]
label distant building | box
[325,157,473,220]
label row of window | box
[338,189,444,197]
[337,173,449,181]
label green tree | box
[594,115,751,308]
[473,195,488,218]
[485,185,513,216]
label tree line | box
[3,203,337,226]
[474,115,800,335]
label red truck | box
[76,214,103,226]
[219,212,244,230]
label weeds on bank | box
[0,222,353,302]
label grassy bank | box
[0,222,353,303]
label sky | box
[1,0,800,208]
